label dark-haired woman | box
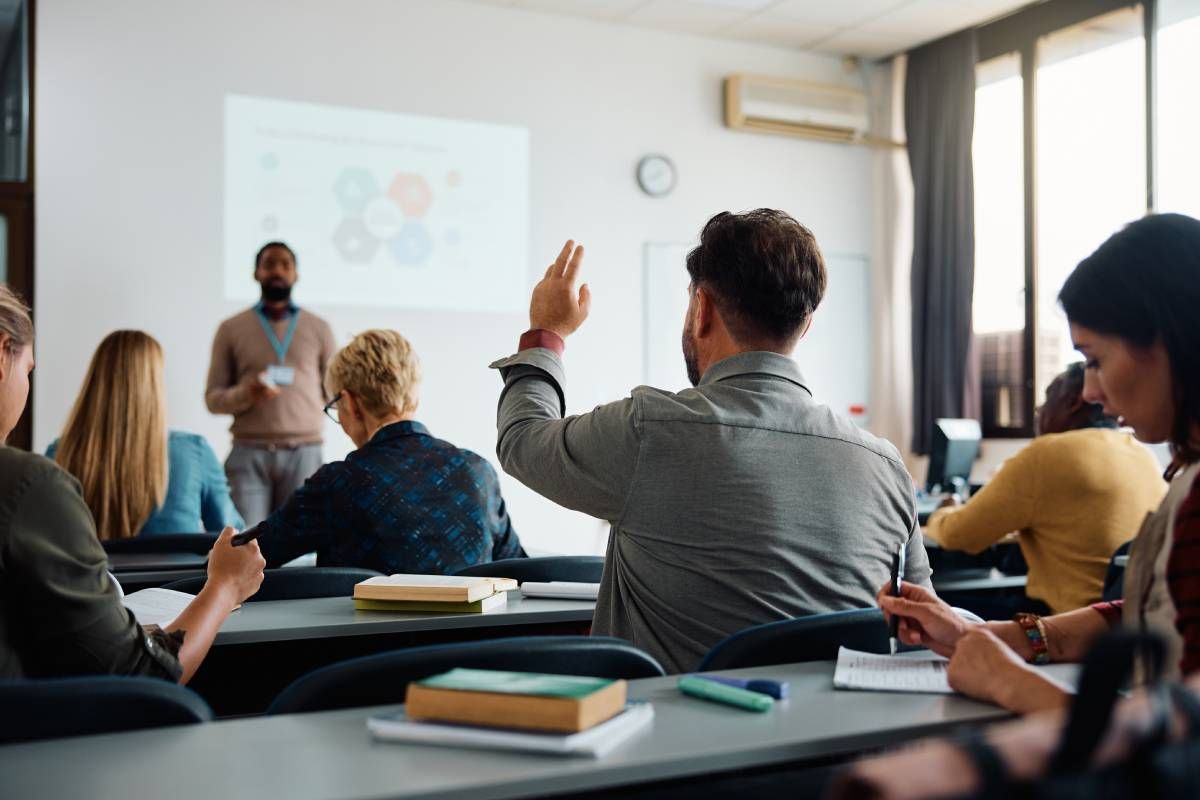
[877,213,1200,715]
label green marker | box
[677,675,774,712]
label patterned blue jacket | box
[258,421,524,573]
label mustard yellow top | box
[925,428,1167,614]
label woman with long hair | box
[0,287,263,681]
[51,331,243,539]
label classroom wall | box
[35,0,873,553]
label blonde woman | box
[50,331,244,539]
[0,286,263,681]
[248,329,525,574]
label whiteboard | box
[642,243,870,426]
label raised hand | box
[529,240,591,339]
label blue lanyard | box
[254,305,300,364]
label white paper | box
[367,703,654,758]
[520,582,600,600]
[833,647,955,694]
[122,588,195,628]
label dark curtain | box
[905,30,978,454]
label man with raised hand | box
[490,210,931,673]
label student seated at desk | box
[0,287,264,682]
[879,213,1200,715]
[490,211,931,674]
[924,362,1165,614]
[254,330,525,573]
[49,331,245,538]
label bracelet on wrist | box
[1013,612,1050,665]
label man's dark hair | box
[1059,213,1200,467]
[685,209,827,345]
[255,241,296,268]
[1043,362,1118,432]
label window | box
[1157,0,1200,218]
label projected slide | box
[224,95,530,312]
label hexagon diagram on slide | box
[333,168,381,216]
[388,221,434,267]
[332,217,380,263]
[388,173,432,217]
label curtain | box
[905,30,978,454]
[866,56,915,464]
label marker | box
[678,675,774,712]
[692,674,788,700]
[889,544,905,655]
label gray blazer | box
[491,348,931,673]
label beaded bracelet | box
[1013,612,1050,665]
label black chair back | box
[1103,540,1134,602]
[102,533,220,556]
[697,608,890,671]
[162,567,382,601]
[453,556,604,583]
[0,676,212,744]
[266,635,664,715]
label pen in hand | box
[231,524,265,547]
[889,544,905,655]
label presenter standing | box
[205,242,338,526]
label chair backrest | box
[0,675,212,744]
[697,608,890,671]
[162,567,382,601]
[266,635,665,715]
[453,556,604,583]
[102,533,220,556]
[1103,539,1134,602]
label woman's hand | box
[876,581,971,657]
[949,628,1072,713]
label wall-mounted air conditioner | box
[724,74,873,145]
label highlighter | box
[678,675,774,712]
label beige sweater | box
[205,307,337,446]
[925,428,1167,614]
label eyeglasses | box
[323,392,342,422]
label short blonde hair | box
[325,330,421,417]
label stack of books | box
[352,574,517,613]
[367,668,654,757]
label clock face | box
[637,155,676,197]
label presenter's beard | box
[261,282,292,303]
[682,328,701,387]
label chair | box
[0,676,212,744]
[162,567,382,601]
[1103,540,1134,602]
[102,533,220,556]
[266,635,665,714]
[697,609,891,671]
[453,556,604,583]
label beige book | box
[353,574,518,603]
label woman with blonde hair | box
[50,330,243,539]
[0,286,263,681]
[242,329,525,574]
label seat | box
[102,533,220,556]
[266,635,665,714]
[698,609,891,671]
[0,676,212,744]
[453,556,604,583]
[1103,540,1134,602]
[162,567,382,601]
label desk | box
[191,593,596,715]
[0,659,1075,800]
[107,552,209,573]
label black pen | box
[231,524,265,547]
[889,544,905,655]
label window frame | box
[971,0,1157,438]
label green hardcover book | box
[406,669,627,733]
[353,592,507,614]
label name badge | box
[266,365,296,386]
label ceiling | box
[461,0,1039,59]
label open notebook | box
[122,588,195,628]
[833,647,954,694]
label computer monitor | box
[926,418,981,494]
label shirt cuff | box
[518,329,565,357]
[1090,600,1123,628]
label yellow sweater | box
[925,429,1166,614]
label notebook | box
[353,575,518,603]
[832,647,954,694]
[122,588,195,628]
[520,581,600,600]
[367,702,654,757]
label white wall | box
[35,0,872,553]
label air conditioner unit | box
[724,74,871,144]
